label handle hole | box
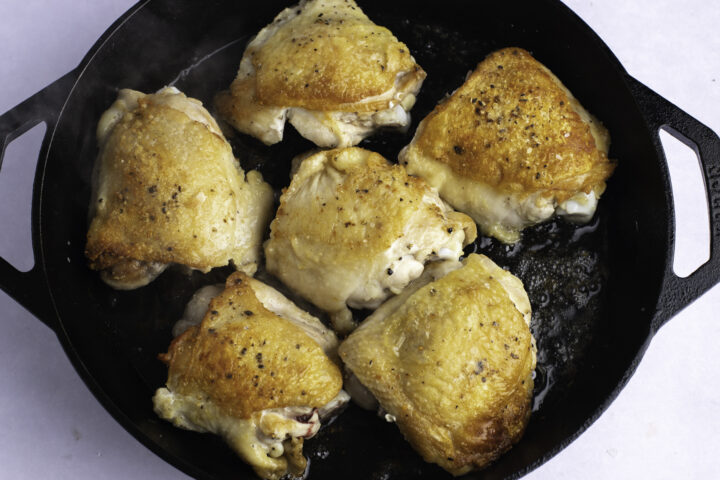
[0,123,46,273]
[660,127,711,278]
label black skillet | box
[1,0,719,479]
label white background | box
[1,0,718,479]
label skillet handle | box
[625,75,720,331]
[0,70,79,331]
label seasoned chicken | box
[264,147,477,333]
[215,0,425,148]
[339,254,536,475]
[154,272,348,480]
[399,47,615,243]
[171,280,339,358]
[85,87,274,289]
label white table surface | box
[1,1,718,479]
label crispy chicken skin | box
[215,0,425,147]
[154,272,347,480]
[400,47,615,243]
[264,147,477,333]
[85,87,273,289]
[339,254,536,475]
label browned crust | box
[405,47,615,202]
[248,0,424,112]
[339,254,535,475]
[269,147,475,257]
[447,379,533,474]
[162,272,343,419]
[85,102,246,272]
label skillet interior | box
[38,0,670,478]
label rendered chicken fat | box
[85,87,274,289]
[400,47,615,243]
[264,147,477,332]
[154,272,348,480]
[339,254,536,475]
[215,0,426,147]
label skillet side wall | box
[37,0,668,479]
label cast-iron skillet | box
[1,0,719,479]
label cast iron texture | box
[1,0,719,479]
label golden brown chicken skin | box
[264,147,476,333]
[85,87,273,289]
[400,47,615,243]
[154,272,347,480]
[339,254,536,475]
[216,0,425,147]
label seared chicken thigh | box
[85,87,273,289]
[264,147,477,332]
[339,254,536,475]
[400,48,615,243]
[154,272,348,480]
[215,0,425,147]
[171,279,339,358]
